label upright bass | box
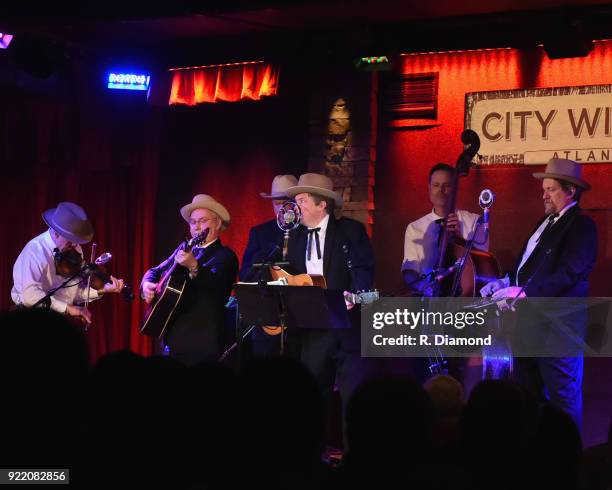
[427,130,504,375]
[432,130,501,298]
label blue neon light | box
[107,73,150,91]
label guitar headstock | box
[349,290,380,305]
[187,229,210,250]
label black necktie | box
[434,218,445,247]
[307,228,321,260]
[537,213,559,242]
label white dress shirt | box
[401,209,488,276]
[305,214,329,276]
[516,201,577,279]
[12,230,100,313]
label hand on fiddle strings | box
[175,249,198,271]
[142,281,158,304]
[99,275,125,294]
[442,213,459,235]
[66,304,92,324]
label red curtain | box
[169,62,280,105]
[0,79,158,360]
[157,98,308,270]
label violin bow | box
[84,243,96,330]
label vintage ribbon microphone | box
[478,188,495,240]
[276,201,302,260]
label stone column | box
[307,70,377,234]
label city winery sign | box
[465,84,612,165]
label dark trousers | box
[514,356,584,430]
[299,328,366,408]
[165,317,222,367]
[250,327,283,357]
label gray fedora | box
[42,202,94,244]
[260,174,298,199]
[533,158,591,190]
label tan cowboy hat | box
[533,158,591,190]
[260,174,298,199]
[42,202,94,244]
[285,173,344,207]
[180,194,231,229]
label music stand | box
[234,284,351,360]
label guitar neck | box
[157,245,190,292]
[348,290,379,305]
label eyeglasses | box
[189,218,216,226]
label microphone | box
[282,208,297,226]
[478,188,495,237]
[276,201,302,232]
[95,252,112,265]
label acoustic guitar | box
[261,267,379,335]
[140,230,209,339]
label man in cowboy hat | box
[238,175,298,358]
[141,194,238,365]
[481,158,597,428]
[239,174,298,282]
[284,173,375,406]
[12,202,125,324]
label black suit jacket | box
[142,239,238,351]
[512,205,597,298]
[239,219,284,282]
[285,216,375,292]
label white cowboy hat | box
[285,173,343,207]
[260,174,298,199]
[180,194,231,229]
[42,202,94,244]
[533,158,591,190]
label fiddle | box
[53,247,134,300]
[53,247,86,280]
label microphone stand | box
[32,266,88,310]
[251,254,291,355]
[448,219,483,297]
[405,220,483,375]
[222,243,291,364]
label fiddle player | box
[141,194,238,366]
[11,202,125,324]
[402,163,488,295]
